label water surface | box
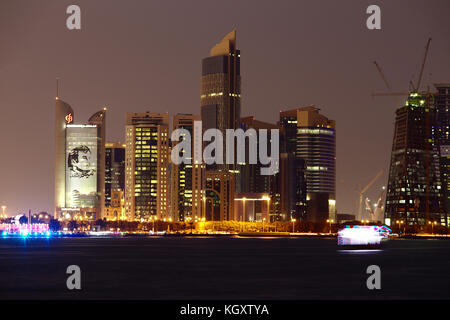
[0,237,448,299]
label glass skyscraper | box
[171,114,204,221]
[385,92,445,226]
[280,107,335,222]
[201,30,241,177]
[125,112,169,221]
[435,84,450,225]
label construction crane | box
[414,38,432,92]
[373,186,386,222]
[371,38,432,97]
[358,170,383,221]
[365,197,373,216]
[364,186,386,222]
[373,61,392,91]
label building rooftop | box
[210,30,237,57]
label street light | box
[291,218,296,233]
[326,219,334,234]
[396,220,404,234]
[428,221,437,234]
[203,196,206,221]
[242,197,246,232]
[187,217,193,234]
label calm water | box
[0,237,449,299]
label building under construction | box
[385,92,446,226]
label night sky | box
[0,0,449,216]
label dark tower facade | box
[385,93,445,226]
[278,107,329,222]
[201,30,241,175]
[105,142,125,207]
[435,84,450,224]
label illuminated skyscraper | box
[171,114,205,221]
[385,93,445,226]
[104,142,125,220]
[201,30,241,179]
[435,84,450,223]
[54,97,106,220]
[125,112,169,221]
[280,106,336,222]
[54,98,74,217]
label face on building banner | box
[65,125,98,208]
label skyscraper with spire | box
[201,30,241,174]
[199,30,241,221]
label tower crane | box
[414,38,432,92]
[373,61,391,91]
[358,170,383,221]
[370,38,434,221]
[371,38,432,97]
[373,186,386,222]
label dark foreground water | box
[0,237,449,299]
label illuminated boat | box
[337,225,391,249]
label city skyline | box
[1,0,450,215]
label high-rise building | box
[435,84,450,223]
[54,97,106,220]
[104,142,125,220]
[239,116,284,221]
[201,30,241,178]
[279,108,299,154]
[385,92,445,226]
[199,30,242,221]
[105,142,125,206]
[278,153,307,221]
[171,114,205,221]
[280,106,336,222]
[239,116,277,194]
[278,109,309,221]
[125,112,169,221]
